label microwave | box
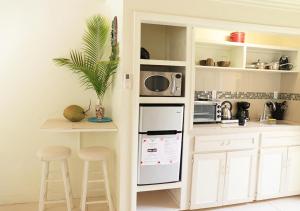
[193,101,222,123]
[140,71,182,96]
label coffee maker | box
[236,102,250,121]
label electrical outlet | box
[212,90,217,100]
[274,91,278,99]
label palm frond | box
[53,15,119,102]
[83,16,109,66]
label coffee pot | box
[279,56,293,70]
[221,101,232,120]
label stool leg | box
[81,161,89,211]
[102,160,114,211]
[61,160,73,211]
[38,161,49,211]
[65,161,74,208]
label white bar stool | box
[37,146,73,211]
[78,146,113,211]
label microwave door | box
[141,72,170,96]
[140,71,182,97]
[194,104,217,122]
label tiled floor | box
[0,199,108,211]
[0,196,300,211]
[204,196,300,211]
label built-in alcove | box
[141,23,187,61]
[137,189,181,211]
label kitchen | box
[132,12,300,211]
[3,1,300,211]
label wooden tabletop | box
[41,118,118,132]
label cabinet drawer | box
[262,137,300,148]
[261,131,300,147]
[195,133,259,152]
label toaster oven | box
[193,101,222,123]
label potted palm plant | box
[54,15,119,120]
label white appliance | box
[137,104,184,185]
[140,71,182,96]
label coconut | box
[63,105,86,122]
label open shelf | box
[196,40,245,47]
[141,23,186,61]
[246,46,298,72]
[137,190,180,211]
[246,43,299,51]
[195,40,299,73]
[195,65,298,73]
[137,182,182,192]
[197,40,299,51]
[140,59,186,67]
[195,42,245,68]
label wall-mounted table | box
[41,118,118,148]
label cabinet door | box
[190,153,226,209]
[286,146,300,196]
[223,150,257,205]
[256,148,287,200]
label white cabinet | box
[256,148,287,200]
[190,133,258,210]
[286,146,300,195]
[257,133,300,200]
[190,150,257,209]
[223,150,257,205]
[190,153,225,209]
[191,131,300,210]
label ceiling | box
[210,0,300,12]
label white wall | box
[0,0,122,206]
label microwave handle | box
[171,74,176,95]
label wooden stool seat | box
[37,146,71,161]
[78,146,110,161]
[79,147,114,211]
[37,146,73,211]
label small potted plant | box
[54,15,119,120]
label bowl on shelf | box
[230,32,245,43]
[217,61,231,67]
[199,58,215,66]
[199,60,207,66]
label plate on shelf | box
[87,117,112,123]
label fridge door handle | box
[145,130,181,135]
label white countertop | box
[190,120,300,135]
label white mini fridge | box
[137,104,184,185]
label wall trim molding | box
[209,0,300,13]
[135,11,300,35]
